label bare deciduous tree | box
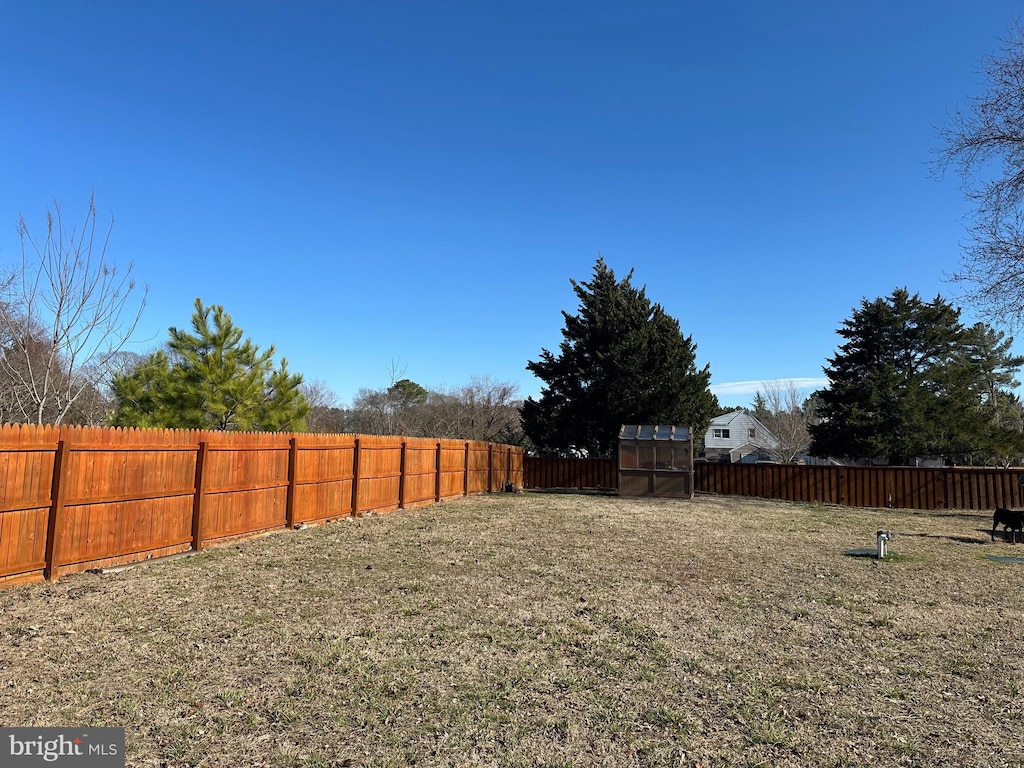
[453,375,524,444]
[348,386,394,435]
[935,23,1024,324]
[347,361,421,436]
[0,196,147,424]
[751,380,812,463]
[346,373,525,443]
[413,376,524,443]
[301,377,348,433]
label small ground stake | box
[876,530,893,559]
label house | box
[701,409,779,463]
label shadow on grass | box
[842,548,913,562]
[897,531,990,545]
[843,548,879,559]
[524,488,619,497]
[986,554,1024,564]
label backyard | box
[1,492,1022,767]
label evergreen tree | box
[110,299,308,431]
[810,289,1023,464]
[389,379,428,409]
[106,350,178,428]
[521,257,718,456]
[954,323,1024,463]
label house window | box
[713,428,730,439]
[749,428,756,439]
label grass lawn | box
[1,492,1022,767]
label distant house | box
[701,409,779,463]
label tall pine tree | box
[110,299,308,431]
[522,257,718,456]
[810,288,1024,464]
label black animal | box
[992,507,1024,543]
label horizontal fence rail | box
[0,424,523,588]
[524,456,1024,511]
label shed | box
[618,424,694,498]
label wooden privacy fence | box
[0,424,523,587]
[525,456,1024,511]
[523,457,617,490]
[694,462,1024,511]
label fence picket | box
[192,441,208,552]
[43,440,69,581]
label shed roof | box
[619,424,691,441]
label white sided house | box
[702,409,779,463]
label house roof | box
[709,410,747,427]
[707,409,779,442]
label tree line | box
[519,261,1024,466]
[4,205,1024,465]
[305,372,524,445]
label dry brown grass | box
[1,492,1023,767]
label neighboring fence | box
[523,457,617,490]
[525,456,1024,511]
[0,424,524,587]
[694,462,1023,511]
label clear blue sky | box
[2,1,1020,410]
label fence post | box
[192,441,208,552]
[286,437,298,528]
[351,438,361,516]
[487,443,493,493]
[43,440,70,582]
[435,441,442,502]
[463,442,470,496]
[398,441,407,509]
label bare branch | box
[752,380,812,463]
[936,22,1024,325]
[0,197,148,424]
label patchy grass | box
[1,493,1023,767]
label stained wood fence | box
[0,424,523,587]
[523,457,617,490]
[525,456,1024,511]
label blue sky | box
[1,1,1021,410]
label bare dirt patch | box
[1,493,1022,767]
